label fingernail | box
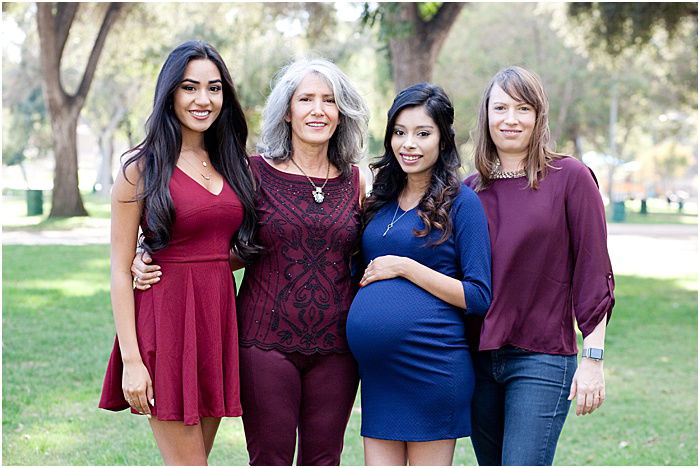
[150,398,155,406]
[146,285,151,289]
[147,414,152,419]
[157,272,162,276]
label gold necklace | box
[490,160,526,179]
[180,151,211,181]
[289,158,331,203]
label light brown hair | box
[472,66,567,191]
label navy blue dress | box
[346,185,492,441]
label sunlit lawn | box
[2,191,110,232]
[610,198,698,225]
[2,245,697,465]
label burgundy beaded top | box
[237,155,361,354]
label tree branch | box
[425,3,464,41]
[54,2,79,59]
[74,3,123,101]
[36,3,67,107]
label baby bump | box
[347,278,466,364]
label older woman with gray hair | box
[132,57,369,465]
[237,57,368,466]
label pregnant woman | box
[346,83,492,466]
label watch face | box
[585,348,604,360]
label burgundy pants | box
[239,345,359,466]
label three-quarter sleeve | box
[453,187,492,316]
[565,163,615,338]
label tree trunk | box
[388,3,465,92]
[94,102,128,195]
[95,131,115,196]
[36,2,123,217]
[389,39,437,92]
[49,107,87,216]
[552,66,575,145]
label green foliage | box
[2,3,52,168]
[433,2,697,172]
[361,3,413,42]
[2,245,697,465]
[568,2,698,56]
[417,2,442,21]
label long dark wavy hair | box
[363,83,462,246]
[122,40,261,262]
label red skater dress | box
[99,166,243,425]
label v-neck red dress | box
[99,166,244,425]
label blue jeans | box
[470,347,577,466]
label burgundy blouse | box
[237,155,361,354]
[464,157,614,355]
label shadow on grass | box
[3,245,698,465]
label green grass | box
[2,245,697,465]
[2,191,111,232]
[608,198,698,225]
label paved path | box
[606,223,697,278]
[3,223,697,278]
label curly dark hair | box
[122,40,261,263]
[363,83,462,246]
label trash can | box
[640,199,648,215]
[611,201,626,223]
[26,189,43,216]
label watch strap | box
[582,347,604,360]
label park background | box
[2,2,698,465]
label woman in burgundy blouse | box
[464,66,614,465]
[133,58,369,465]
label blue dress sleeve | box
[452,186,492,316]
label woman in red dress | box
[133,58,370,465]
[99,41,259,465]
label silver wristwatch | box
[581,347,604,360]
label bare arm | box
[111,164,153,415]
[568,317,607,415]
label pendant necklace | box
[181,150,211,181]
[290,157,330,203]
[383,193,421,236]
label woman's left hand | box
[568,358,605,416]
[360,255,408,287]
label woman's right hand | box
[131,251,161,290]
[122,360,154,416]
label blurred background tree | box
[2,2,697,217]
[36,2,123,216]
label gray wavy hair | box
[258,57,369,178]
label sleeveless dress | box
[346,185,492,441]
[99,166,244,426]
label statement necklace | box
[383,193,421,237]
[290,158,330,203]
[490,160,526,179]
